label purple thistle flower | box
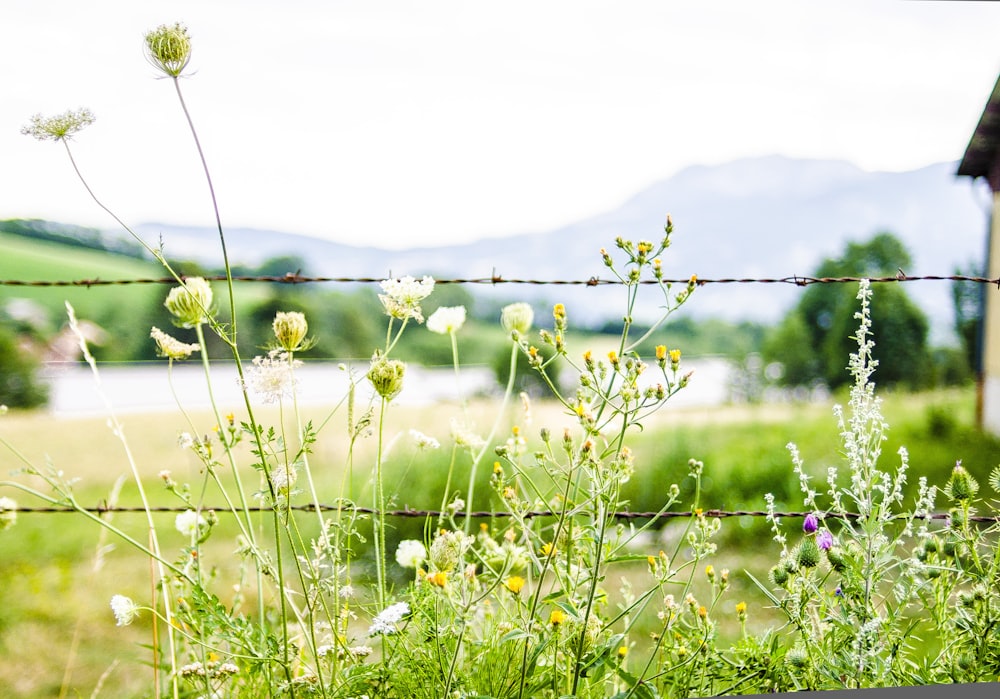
[817,529,834,551]
[803,512,818,534]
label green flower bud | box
[946,463,979,503]
[367,353,406,401]
[825,545,848,572]
[164,277,213,328]
[429,530,469,572]
[770,565,789,586]
[144,23,192,77]
[501,303,534,335]
[797,539,820,568]
[272,311,309,352]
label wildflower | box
[409,429,440,450]
[736,601,747,621]
[797,538,820,568]
[379,275,435,322]
[669,349,681,369]
[178,433,195,449]
[803,512,819,534]
[705,564,715,582]
[395,539,427,569]
[617,645,628,659]
[816,529,835,551]
[110,595,140,626]
[428,571,448,587]
[430,530,470,571]
[945,462,978,502]
[175,509,207,538]
[549,609,567,626]
[247,350,301,403]
[450,418,486,450]
[272,311,309,352]
[150,326,200,360]
[367,353,406,400]
[368,601,410,636]
[144,22,192,77]
[505,576,526,594]
[269,463,298,495]
[427,305,466,334]
[164,278,214,328]
[655,345,667,363]
[500,302,534,335]
[0,496,17,531]
[21,108,95,142]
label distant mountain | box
[132,156,988,342]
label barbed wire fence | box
[2,270,996,521]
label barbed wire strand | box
[0,273,996,289]
[11,505,999,523]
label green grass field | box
[0,387,994,697]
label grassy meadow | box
[1,386,994,697]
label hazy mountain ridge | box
[132,156,987,340]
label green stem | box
[466,342,519,534]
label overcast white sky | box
[2,1,999,249]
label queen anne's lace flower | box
[110,594,139,626]
[246,350,301,403]
[0,496,17,531]
[395,539,427,569]
[379,276,434,322]
[175,509,207,537]
[427,305,466,334]
[21,108,95,141]
[368,601,410,636]
[409,429,440,450]
[150,326,200,360]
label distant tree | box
[952,260,983,377]
[764,231,930,389]
[0,323,48,408]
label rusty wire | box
[10,504,1000,523]
[0,273,995,289]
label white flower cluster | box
[368,601,410,636]
[110,594,140,626]
[379,276,434,322]
[175,509,208,538]
[426,305,466,334]
[409,429,440,450]
[245,350,302,403]
[395,539,427,569]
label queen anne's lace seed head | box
[164,278,214,328]
[272,311,309,352]
[501,302,534,335]
[144,23,192,77]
